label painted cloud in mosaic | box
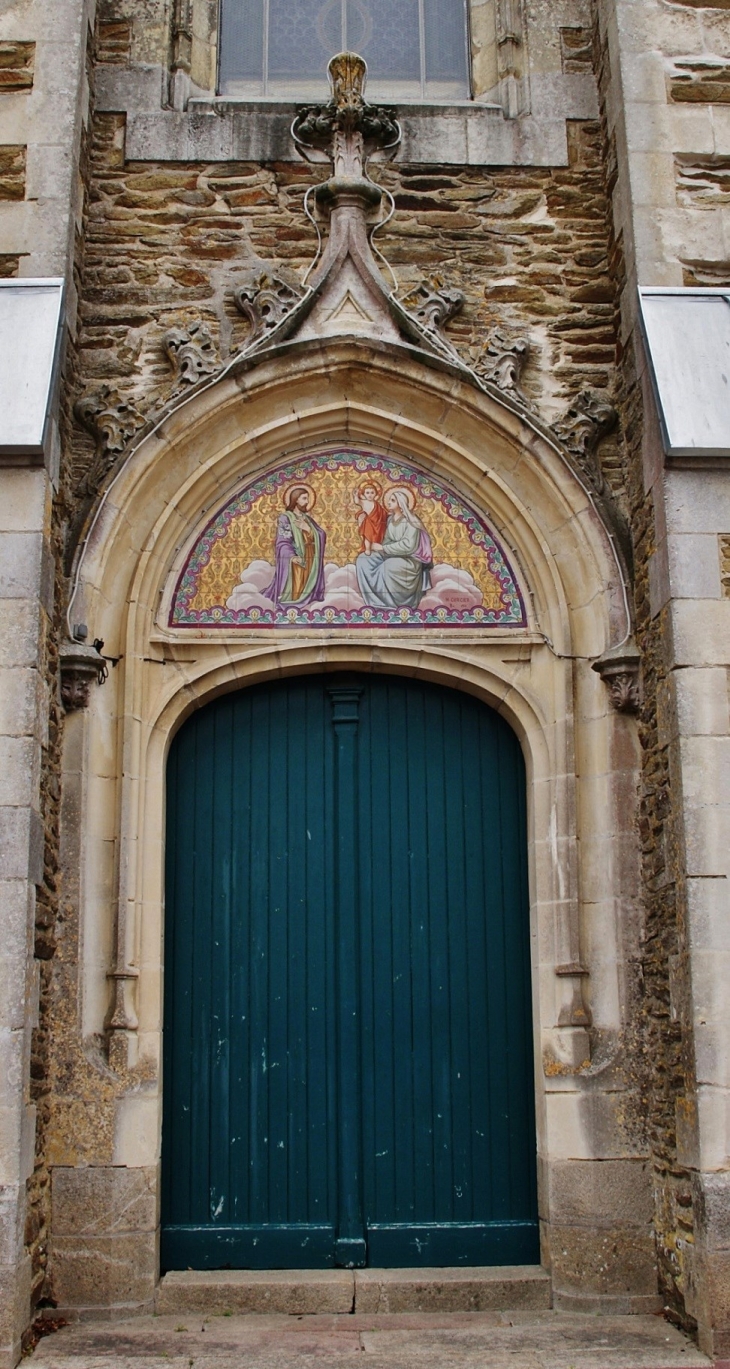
[170,450,526,628]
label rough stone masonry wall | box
[65,109,624,526]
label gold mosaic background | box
[189,467,507,613]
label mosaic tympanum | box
[170,450,526,628]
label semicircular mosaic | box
[169,449,527,629]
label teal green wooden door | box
[161,675,538,1270]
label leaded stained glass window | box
[219,0,470,101]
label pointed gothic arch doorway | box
[161,673,538,1270]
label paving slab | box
[26,1309,712,1369]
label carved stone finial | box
[163,321,218,386]
[592,640,641,715]
[329,51,367,113]
[74,385,145,459]
[475,328,530,398]
[292,50,400,179]
[60,640,107,712]
[233,267,307,349]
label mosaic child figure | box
[353,479,388,553]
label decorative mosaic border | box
[170,450,527,628]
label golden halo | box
[384,484,417,511]
[357,477,383,498]
[283,482,317,511]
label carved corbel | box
[59,639,107,712]
[233,268,307,348]
[107,969,139,1032]
[592,640,641,715]
[399,280,464,364]
[474,327,530,399]
[163,320,219,386]
[74,385,145,464]
[556,962,592,1027]
[554,387,618,458]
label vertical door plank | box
[329,685,366,1267]
[404,685,436,1224]
[229,690,252,1221]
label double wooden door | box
[161,674,538,1269]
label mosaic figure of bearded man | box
[265,484,327,607]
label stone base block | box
[51,1233,157,1313]
[541,1158,655,1227]
[354,1265,551,1313]
[693,1247,730,1361]
[156,1270,355,1316]
[50,1166,159,1317]
[0,1253,31,1369]
[546,1221,658,1304]
[52,1166,158,1238]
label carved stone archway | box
[50,334,656,1318]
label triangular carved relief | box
[323,290,376,329]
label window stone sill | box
[96,67,597,167]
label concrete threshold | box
[155,1265,551,1316]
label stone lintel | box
[121,105,574,167]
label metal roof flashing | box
[638,287,730,463]
[0,279,65,468]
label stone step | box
[355,1266,551,1313]
[156,1270,354,1316]
[156,1266,551,1317]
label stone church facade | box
[1,0,729,1364]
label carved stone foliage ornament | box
[163,321,218,386]
[592,641,641,715]
[554,388,618,460]
[74,385,145,460]
[402,281,464,338]
[59,640,107,712]
[474,328,530,399]
[233,268,306,349]
[554,388,618,500]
